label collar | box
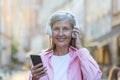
[44,46,77,58]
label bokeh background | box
[0,0,120,80]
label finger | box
[73,29,82,38]
[34,68,47,79]
[32,66,46,74]
[73,29,80,34]
[32,63,43,69]
[36,72,47,79]
[37,68,47,76]
[73,30,80,37]
[31,64,43,74]
[73,27,83,34]
[33,66,46,74]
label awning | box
[87,26,120,47]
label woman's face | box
[51,19,73,48]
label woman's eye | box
[53,28,59,31]
[63,28,69,31]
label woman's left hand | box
[73,26,83,49]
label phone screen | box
[30,55,42,66]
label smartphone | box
[30,55,43,66]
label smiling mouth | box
[57,38,65,42]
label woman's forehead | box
[50,14,76,27]
[52,19,73,27]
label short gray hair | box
[49,12,76,28]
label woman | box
[29,11,102,80]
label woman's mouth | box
[57,38,65,42]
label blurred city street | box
[0,0,120,80]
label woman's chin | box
[56,43,69,48]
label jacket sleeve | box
[76,48,102,80]
[29,72,33,80]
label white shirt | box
[51,53,70,80]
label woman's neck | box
[54,46,69,56]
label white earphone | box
[46,11,79,38]
[71,26,79,38]
[46,25,52,37]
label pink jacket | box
[29,46,102,80]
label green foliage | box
[11,37,19,64]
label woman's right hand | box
[31,63,47,80]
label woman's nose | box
[59,30,64,36]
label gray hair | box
[49,12,76,28]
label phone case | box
[30,55,42,66]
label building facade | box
[85,0,120,78]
